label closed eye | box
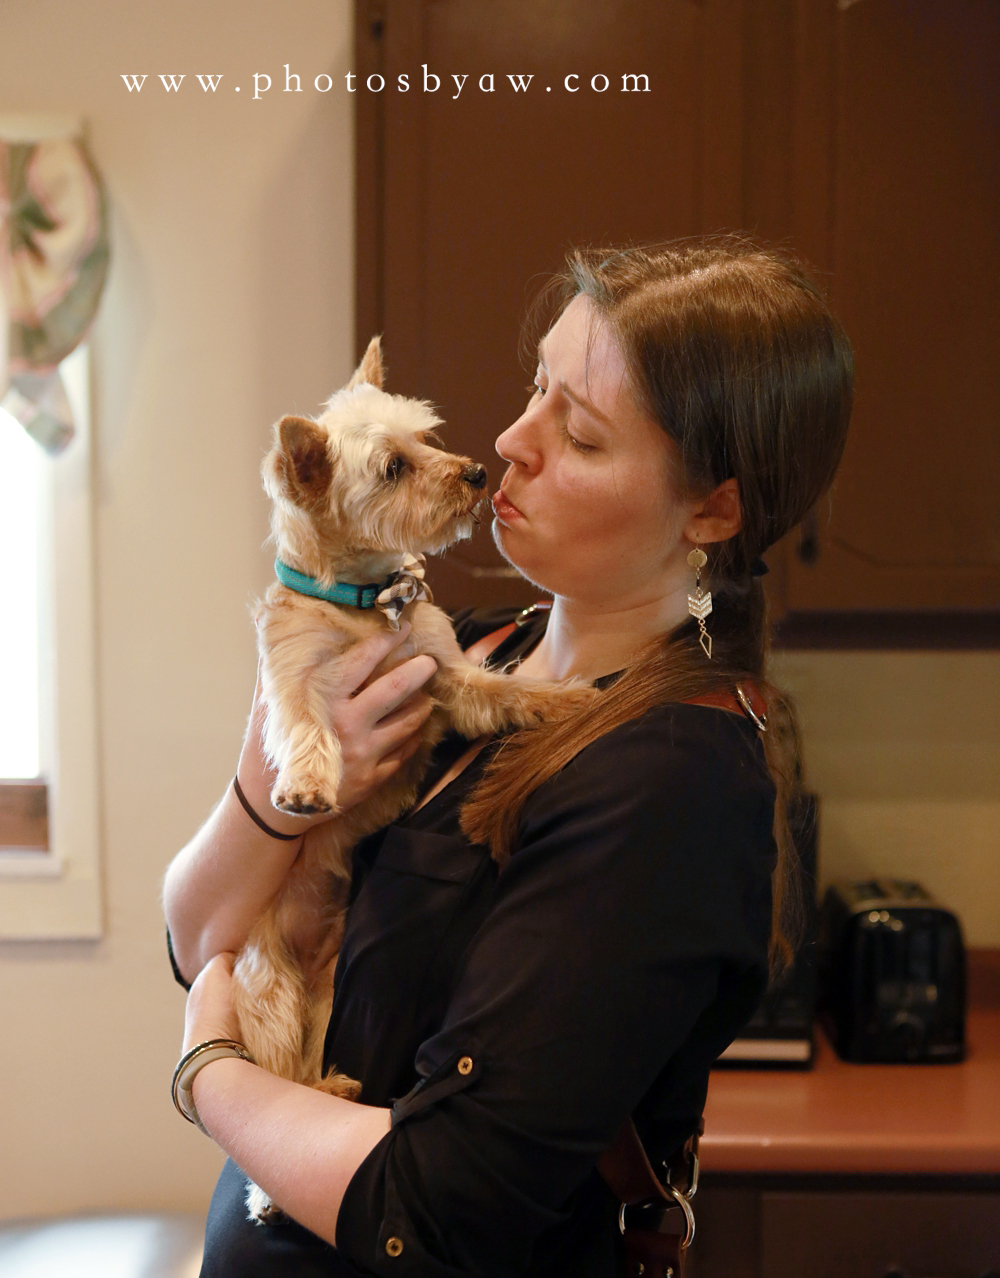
[527,381,594,452]
[559,422,597,454]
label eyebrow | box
[536,338,612,426]
[560,380,612,426]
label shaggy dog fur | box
[232,338,593,1221]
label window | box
[0,346,102,938]
[0,392,49,857]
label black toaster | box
[818,880,966,1064]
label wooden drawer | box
[762,1191,1000,1278]
[689,1188,1000,1278]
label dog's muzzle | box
[462,464,488,489]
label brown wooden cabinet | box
[689,1182,1000,1278]
[775,0,1000,629]
[694,959,1000,1278]
[356,0,1000,637]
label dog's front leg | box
[270,717,343,816]
[258,634,347,816]
[233,909,313,1085]
[407,601,597,737]
[432,660,597,737]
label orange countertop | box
[702,950,1000,1177]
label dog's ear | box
[275,415,332,505]
[346,336,385,391]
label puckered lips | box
[491,488,523,524]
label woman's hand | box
[180,951,392,1247]
[183,951,241,1052]
[164,623,439,983]
[236,621,439,833]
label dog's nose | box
[462,464,488,489]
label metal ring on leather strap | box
[618,1184,696,1248]
[666,1146,699,1200]
[734,682,768,732]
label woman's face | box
[492,295,693,606]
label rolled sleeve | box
[335,709,774,1276]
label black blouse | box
[189,608,776,1278]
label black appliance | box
[715,792,819,1070]
[818,879,966,1064]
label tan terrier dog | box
[232,338,593,1221]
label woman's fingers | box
[330,621,420,697]
[238,626,438,818]
[370,689,435,738]
[351,654,438,727]
[388,729,429,767]
[183,951,241,1053]
[368,695,435,762]
[367,729,428,790]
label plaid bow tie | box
[375,555,433,630]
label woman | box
[163,238,853,1276]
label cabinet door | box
[358,0,1000,624]
[760,1190,1000,1278]
[687,1187,762,1278]
[777,0,1000,619]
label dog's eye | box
[384,456,408,482]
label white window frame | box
[0,340,102,938]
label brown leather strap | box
[463,622,517,666]
[466,621,768,732]
[599,1118,667,1205]
[598,1117,702,1207]
[623,1227,686,1278]
[600,1119,702,1277]
[685,682,767,724]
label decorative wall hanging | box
[0,125,110,453]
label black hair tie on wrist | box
[232,774,303,841]
[750,557,769,577]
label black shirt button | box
[385,1236,404,1257]
[457,1055,473,1075]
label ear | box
[346,335,385,390]
[683,478,742,546]
[275,415,332,505]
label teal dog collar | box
[274,556,431,630]
[274,559,382,608]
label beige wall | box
[0,0,997,1228]
[0,0,354,1221]
[773,650,1000,948]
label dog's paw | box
[550,683,600,714]
[501,681,599,729]
[271,780,335,815]
[313,1068,363,1101]
[245,1179,287,1226]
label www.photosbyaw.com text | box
[120,66,651,100]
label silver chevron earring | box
[687,546,713,659]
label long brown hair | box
[461,237,854,976]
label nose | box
[495,407,541,470]
[462,463,488,488]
